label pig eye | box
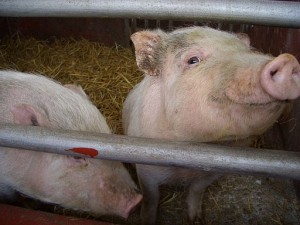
[73,156,83,160]
[187,56,200,65]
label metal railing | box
[0,0,299,181]
[0,124,299,180]
[0,0,299,28]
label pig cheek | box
[169,88,228,140]
[166,76,270,141]
[166,74,226,141]
[21,157,76,203]
[52,161,105,214]
[24,166,51,199]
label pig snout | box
[261,54,300,101]
[122,193,143,218]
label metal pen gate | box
[0,0,299,181]
[0,1,300,225]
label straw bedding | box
[0,36,141,134]
[0,36,299,225]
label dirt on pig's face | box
[137,27,289,142]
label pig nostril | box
[73,156,82,159]
[270,70,277,76]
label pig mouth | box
[246,100,287,107]
[231,98,288,108]
[210,92,286,107]
[223,93,288,110]
[222,87,289,108]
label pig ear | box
[64,84,89,99]
[236,33,250,47]
[131,30,162,76]
[10,104,50,126]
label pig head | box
[0,71,142,219]
[123,27,300,224]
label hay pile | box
[0,36,299,225]
[0,36,142,134]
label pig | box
[0,70,142,218]
[122,26,300,224]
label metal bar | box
[0,124,299,180]
[0,0,299,28]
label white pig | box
[0,70,142,219]
[123,27,300,224]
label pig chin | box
[227,101,284,139]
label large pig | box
[0,70,142,218]
[122,27,300,224]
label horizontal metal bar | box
[0,0,299,28]
[0,124,299,180]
